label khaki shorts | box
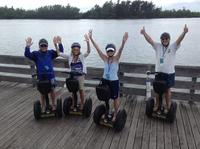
[76,75,85,90]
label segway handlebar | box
[61,71,83,76]
[146,71,159,75]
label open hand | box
[57,36,62,44]
[184,24,188,34]
[140,26,146,35]
[84,34,89,42]
[25,37,33,47]
[123,32,128,43]
[88,29,93,39]
[53,36,57,45]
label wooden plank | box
[0,55,33,65]
[179,103,196,149]
[175,102,188,149]
[141,105,152,149]
[121,87,146,96]
[156,120,164,149]
[113,95,137,149]
[132,97,146,149]
[119,62,200,77]
[149,119,157,149]
[57,93,98,149]
[109,95,130,149]
[170,119,180,149]
[183,103,200,148]
[164,122,172,149]
[0,75,32,84]
[0,66,34,74]
[126,99,142,149]
[120,76,199,90]
[101,94,128,149]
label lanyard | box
[107,57,113,74]
[162,46,168,58]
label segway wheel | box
[56,98,62,118]
[93,104,106,125]
[167,101,177,123]
[34,100,41,120]
[114,109,127,131]
[83,98,92,118]
[146,97,154,117]
[63,97,73,116]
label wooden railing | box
[0,55,200,102]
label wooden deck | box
[1,81,200,149]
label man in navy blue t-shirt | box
[24,37,59,112]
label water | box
[0,18,199,67]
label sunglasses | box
[40,44,48,48]
[72,48,80,51]
[107,50,114,53]
[161,38,169,41]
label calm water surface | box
[0,18,199,67]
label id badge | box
[160,58,164,64]
[106,74,110,79]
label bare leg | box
[50,89,56,110]
[165,88,172,109]
[154,94,159,111]
[79,89,85,110]
[40,94,45,112]
[113,98,120,121]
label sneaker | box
[73,108,77,112]
[164,107,169,114]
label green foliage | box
[0,1,199,19]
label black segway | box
[145,71,177,123]
[93,79,127,131]
[63,71,92,117]
[33,74,62,120]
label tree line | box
[0,0,199,19]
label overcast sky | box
[0,0,199,12]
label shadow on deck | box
[0,81,200,149]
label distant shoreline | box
[0,1,200,19]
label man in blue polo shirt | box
[24,37,60,112]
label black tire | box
[56,98,62,118]
[167,101,177,123]
[34,100,41,120]
[63,97,73,116]
[83,98,92,118]
[146,97,155,117]
[114,109,127,131]
[93,104,106,125]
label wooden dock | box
[0,55,200,149]
[0,81,200,149]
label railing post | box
[119,71,124,97]
[189,76,197,104]
[30,64,36,87]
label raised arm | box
[53,36,60,54]
[88,30,107,61]
[53,36,68,59]
[83,34,91,57]
[24,37,35,60]
[140,27,154,47]
[176,24,188,46]
[115,32,128,60]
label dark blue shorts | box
[155,73,175,88]
[102,79,119,100]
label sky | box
[0,0,199,12]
